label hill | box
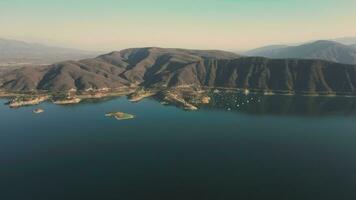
[245,40,356,65]
[0,47,355,96]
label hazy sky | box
[1,0,356,51]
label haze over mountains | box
[245,40,356,65]
[332,37,356,45]
[1,47,356,95]
[0,38,97,66]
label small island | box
[33,108,44,114]
[105,112,135,120]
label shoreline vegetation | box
[1,86,356,110]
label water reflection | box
[202,91,356,116]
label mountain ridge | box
[245,40,356,65]
[0,38,98,65]
[1,47,355,96]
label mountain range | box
[0,38,97,66]
[332,37,356,45]
[1,47,355,95]
[245,40,356,65]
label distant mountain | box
[0,47,355,95]
[332,37,356,45]
[351,44,356,49]
[243,45,288,57]
[0,38,98,66]
[245,40,356,65]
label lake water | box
[1,94,356,200]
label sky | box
[1,0,356,51]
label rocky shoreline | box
[8,95,50,108]
[2,87,356,111]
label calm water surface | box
[1,95,356,200]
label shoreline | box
[2,86,356,99]
[1,87,356,110]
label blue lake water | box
[1,95,356,200]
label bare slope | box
[1,47,356,95]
